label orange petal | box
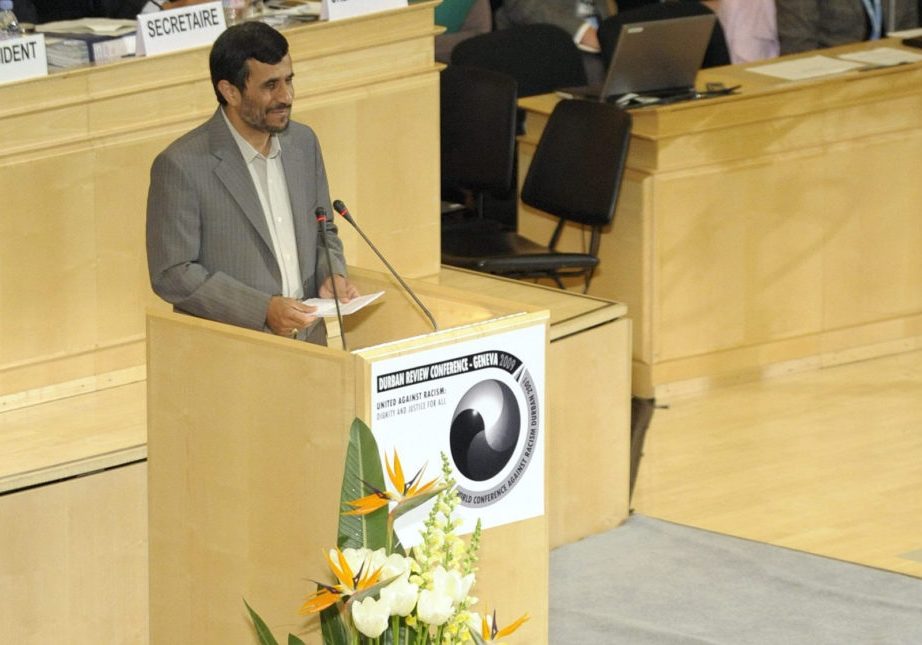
[357,566,382,590]
[324,549,352,589]
[392,451,409,492]
[299,589,340,614]
[343,493,390,515]
[336,549,354,585]
[408,477,438,497]
[494,614,529,639]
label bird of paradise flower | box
[342,450,447,553]
[476,610,530,644]
[300,548,387,615]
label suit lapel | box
[280,132,317,290]
[207,109,277,257]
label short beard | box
[241,104,290,134]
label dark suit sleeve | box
[146,150,273,331]
[775,0,821,55]
[495,0,584,37]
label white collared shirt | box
[222,109,303,299]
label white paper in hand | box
[302,291,384,316]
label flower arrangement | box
[246,419,527,645]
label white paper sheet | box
[838,47,922,66]
[302,290,384,316]
[748,55,865,80]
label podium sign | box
[136,1,226,57]
[0,34,47,86]
[369,323,546,545]
[321,0,407,22]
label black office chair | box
[440,65,518,230]
[448,23,587,230]
[599,2,731,70]
[450,23,587,97]
[441,99,632,292]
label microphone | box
[332,200,439,332]
[314,206,347,350]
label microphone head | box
[332,200,348,216]
[314,206,327,222]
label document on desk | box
[748,55,865,80]
[837,47,922,66]
[302,291,384,316]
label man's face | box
[235,54,294,134]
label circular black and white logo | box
[449,380,520,481]
[447,352,541,509]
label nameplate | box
[0,34,48,86]
[321,0,407,22]
[136,1,226,57]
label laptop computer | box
[560,13,717,103]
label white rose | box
[380,553,411,580]
[380,575,419,617]
[417,589,454,626]
[432,566,475,606]
[351,596,389,638]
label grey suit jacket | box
[146,108,347,334]
[776,0,918,55]
[494,0,614,37]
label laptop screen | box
[600,13,716,99]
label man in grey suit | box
[147,22,357,344]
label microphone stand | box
[314,207,347,350]
[332,200,439,332]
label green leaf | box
[320,602,351,645]
[347,572,400,604]
[381,621,424,644]
[338,418,388,550]
[287,634,307,645]
[243,598,280,645]
[468,628,489,645]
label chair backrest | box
[450,23,587,97]
[599,2,731,70]
[521,99,632,229]
[440,65,518,198]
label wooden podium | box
[147,267,550,644]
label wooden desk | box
[519,39,922,399]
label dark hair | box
[209,22,290,105]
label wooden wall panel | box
[0,463,148,644]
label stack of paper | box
[38,18,136,69]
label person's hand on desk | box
[320,274,360,303]
[266,296,318,337]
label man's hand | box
[266,296,318,337]
[319,274,360,302]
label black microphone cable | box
[332,199,438,332]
